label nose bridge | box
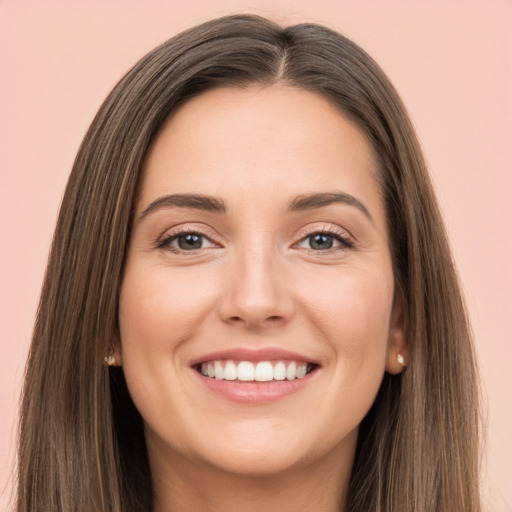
[219,234,293,328]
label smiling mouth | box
[195,360,317,382]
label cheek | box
[117,262,220,420]
[302,265,392,337]
[119,262,218,354]
[304,268,394,429]
[297,265,393,381]
[117,262,221,438]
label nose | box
[218,245,295,330]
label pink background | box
[1,1,510,510]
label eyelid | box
[293,224,356,251]
[156,224,222,251]
[154,222,355,253]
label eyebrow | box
[138,191,373,222]
[287,192,373,222]
[139,194,226,220]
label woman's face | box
[118,84,405,477]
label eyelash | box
[156,225,355,254]
[297,225,355,253]
[156,225,219,253]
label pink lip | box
[189,347,319,366]
[192,368,318,403]
[189,347,320,404]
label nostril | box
[223,313,289,328]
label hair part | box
[16,14,481,512]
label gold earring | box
[397,353,405,366]
[104,348,116,366]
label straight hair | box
[16,14,481,512]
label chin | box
[200,444,307,477]
[188,422,340,477]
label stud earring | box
[397,353,405,366]
[104,348,116,366]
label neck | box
[149,432,356,512]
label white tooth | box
[224,360,237,380]
[214,361,224,380]
[207,364,215,378]
[255,361,273,382]
[273,361,286,380]
[286,362,297,380]
[296,364,307,379]
[238,361,255,381]
[200,363,208,376]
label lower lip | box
[193,370,317,403]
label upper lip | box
[189,347,321,367]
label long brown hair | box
[16,14,481,512]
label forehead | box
[140,84,384,225]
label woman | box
[15,14,481,512]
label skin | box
[116,83,407,512]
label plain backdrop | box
[1,1,511,510]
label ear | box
[385,288,408,374]
[106,332,123,367]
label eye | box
[296,230,354,251]
[158,230,219,252]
